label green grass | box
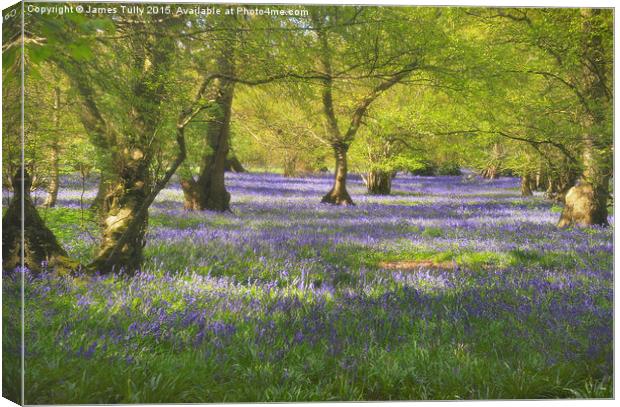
[37,207,97,242]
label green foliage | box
[10,6,612,194]
[436,162,462,176]
[232,85,330,173]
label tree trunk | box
[283,154,298,177]
[366,170,392,195]
[481,167,498,179]
[322,143,354,205]
[521,173,533,196]
[90,172,112,213]
[43,86,61,208]
[2,168,74,273]
[182,34,235,212]
[54,16,181,274]
[181,177,201,211]
[557,176,609,228]
[534,166,546,191]
[558,9,611,228]
[89,159,150,273]
[43,142,59,207]
[558,128,610,228]
[481,143,503,179]
[182,81,233,211]
[224,156,246,173]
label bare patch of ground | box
[378,260,455,270]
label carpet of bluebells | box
[2,172,613,402]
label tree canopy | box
[2,4,613,272]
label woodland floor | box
[2,172,614,402]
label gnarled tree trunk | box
[366,170,392,195]
[181,33,235,212]
[322,142,354,205]
[89,152,150,273]
[54,15,184,274]
[557,176,609,228]
[2,168,74,273]
[558,129,610,228]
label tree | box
[1,6,22,194]
[180,16,238,212]
[472,8,613,226]
[350,87,430,195]
[557,9,612,227]
[295,7,455,205]
[178,12,305,210]
[30,12,197,272]
[2,167,75,272]
[21,69,87,208]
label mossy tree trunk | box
[49,16,198,273]
[557,176,610,228]
[89,153,150,273]
[58,22,181,273]
[558,132,611,227]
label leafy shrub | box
[436,162,462,176]
[407,161,436,175]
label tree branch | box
[343,61,419,142]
